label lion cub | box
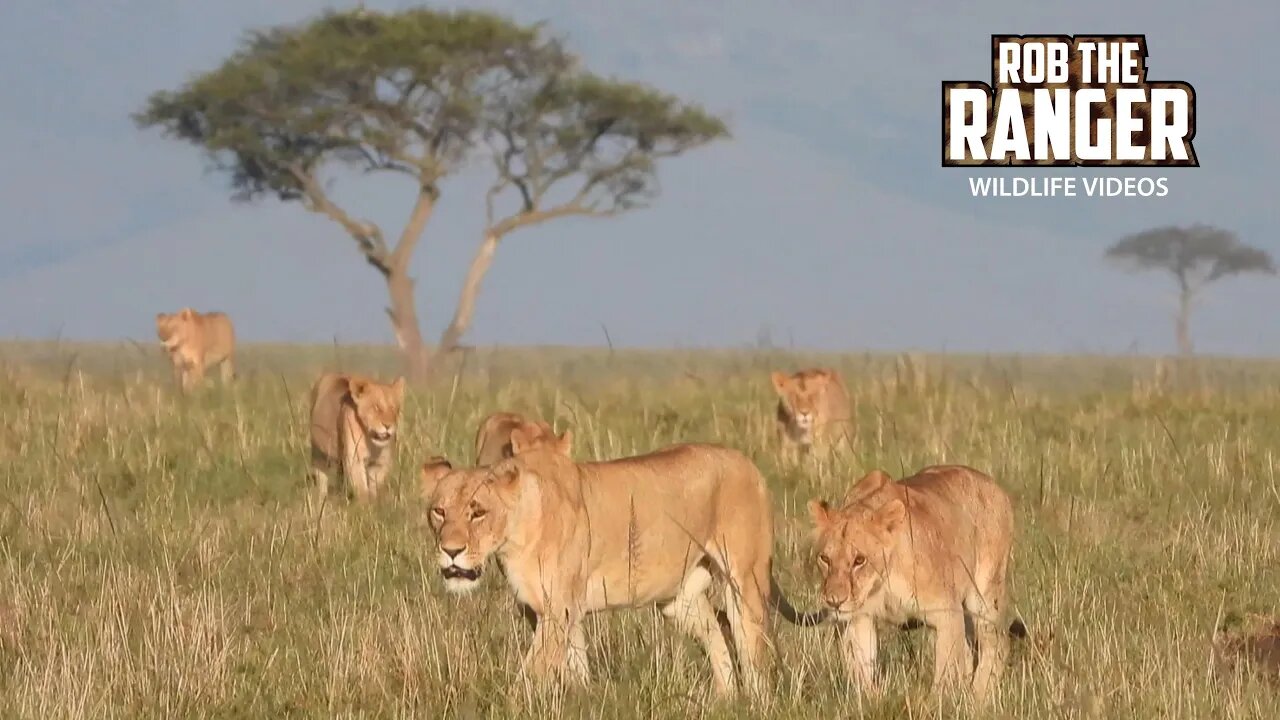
[770,368,854,457]
[308,372,405,503]
[155,307,236,392]
[473,411,571,466]
[808,466,1015,700]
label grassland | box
[0,341,1277,718]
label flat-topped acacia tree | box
[1105,224,1276,356]
[136,8,727,379]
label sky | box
[1,0,1277,356]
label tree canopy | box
[1105,224,1275,356]
[135,7,728,374]
[1105,224,1276,290]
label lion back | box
[196,312,236,363]
[474,412,524,466]
[309,373,352,463]
[818,371,854,440]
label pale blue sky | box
[1,0,1277,355]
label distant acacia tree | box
[135,8,727,378]
[1105,224,1275,356]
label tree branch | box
[288,164,391,275]
[488,198,618,238]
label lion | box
[807,465,1017,700]
[474,411,570,466]
[308,372,405,503]
[419,443,825,698]
[770,368,854,458]
[154,308,236,392]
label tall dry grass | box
[0,342,1277,718]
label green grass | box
[0,341,1277,718]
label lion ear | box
[770,371,791,396]
[874,497,908,535]
[419,456,453,500]
[347,377,368,402]
[555,428,573,456]
[807,498,832,528]
[179,308,194,320]
[390,376,406,400]
[842,469,893,506]
[509,425,534,456]
[487,459,523,491]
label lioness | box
[420,443,823,697]
[771,368,854,458]
[308,372,405,503]
[155,308,236,392]
[808,466,1015,700]
[474,411,570,466]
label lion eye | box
[430,508,445,521]
[852,554,867,568]
[816,553,830,567]
[470,509,487,522]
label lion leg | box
[721,561,773,699]
[968,566,1011,701]
[168,356,184,389]
[366,457,390,499]
[187,357,206,390]
[344,460,371,502]
[660,564,737,696]
[523,610,575,685]
[929,608,971,691]
[840,614,880,694]
[565,618,590,685]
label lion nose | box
[822,593,844,609]
[443,546,465,560]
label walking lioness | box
[771,368,854,458]
[473,411,570,466]
[154,308,235,392]
[420,443,824,698]
[308,372,405,503]
[808,466,1016,700]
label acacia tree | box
[1105,224,1275,356]
[135,8,727,378]
[438,74,729,354]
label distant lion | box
[770,368,854,458]
[154,308,235,392]
[807,465,1017,700]
[420,443,826,698]
[473,411,571,466]
[309,372,405,503]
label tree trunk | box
[1175,288,1194,357]
[383,188,437,381]
[386,267,429,381]
[437,231,501,356]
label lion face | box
[807,487,907,620]
[771,369,833,436]
[420,459,522,594]
[155,308,195,349]
[348,376,405,447]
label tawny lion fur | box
[770,368,854,458]
[420,443,822,698]
[808,465,1016,700]
[154,308,235,392]
[473,411,569,466]
[309,372,405,503]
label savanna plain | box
[1,341,1277,719]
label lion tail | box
[769,575,831,627]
